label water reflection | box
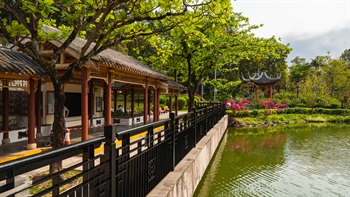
[194,124,350,197]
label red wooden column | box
[175,94,178,116]
[131,88,135,123]
[81,66,88,141]
[153,88,158,122]
[169,91,173,118]
[143,81,149,124]
[269,85,273,99]
[35,79,42,138]
[2,84,9,144]
[27,78,36,149]
[89,80,94,125]
[105,71,112,125]
[113,89,117,112]
[255,86,258,100]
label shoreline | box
[229,113,350,128]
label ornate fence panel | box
[112,120,173,197]
[0,137,106,196]
[0,102,225,197]
[195,107,207,143]
[174,112,195,166]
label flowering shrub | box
[226,99,235,108]
[226,99,253,113]
[226,99,289,117]
[259,100,288,114]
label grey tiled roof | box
[43,26,168,80]
[242,72,281,85]
[0,48,46,76]
[168,80,186,90]
[93,47,168,80]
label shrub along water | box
[226,99,350,127]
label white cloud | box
[231,0,350,62]
[284,27,349,63]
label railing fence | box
[0,102,225,197]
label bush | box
[159,95,169,106]
[235,110,249,117]
[112,110,128,117]
[178,96,187,110]
[326,98,341,108]
[194,96,201,103]
[251,109,259,116]
[313,108,324,114]
[285,108,295,114]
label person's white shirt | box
[64,106,69,118]
[117,105,123,111]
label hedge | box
[228,107,350,117]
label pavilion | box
[0,48,47,149]
[0,26,185,149]
[241,71,281,99]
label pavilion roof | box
[241,72,281,85]
[0,48,46,77]
[111,80,186,91]
[168,80,186,90]
[43,26,168,80]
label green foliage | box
[231,107,350,117]
[177,96,187,110]
[112,110,128,118]
[159,95,169,106]
[194,96,201,103]
[0,0,218,150]
[234,113,349,126]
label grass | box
[29,170,82,196]
[234,113,349,127]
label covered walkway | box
[0,111,186,163]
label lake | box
[194,124,350,197]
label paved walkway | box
[0,112,184,163]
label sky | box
[231,0,350,64]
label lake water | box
[194,124,350,197]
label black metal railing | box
[0,102,225,197]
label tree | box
[0,0,215,172]
[137,1,236,110]
[322,59,348,98]
[300,70,326,109]
[289,56,310,98]
[340,49,350,68]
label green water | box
[194,124,350,197]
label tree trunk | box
[188,90,195,112]
[49,83,66,174]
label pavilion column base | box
[26,143,37,150]
[2,138,10,144]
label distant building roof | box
[241,72,281,85]
[0,48,46,77]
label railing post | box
[83,143,95,195]
[193,107,197,145]
[205,105,208,134]
[122,134,130,158]
[170,113,175,170]
[147,125,154,148]
[104,125,116,197]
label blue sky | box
[231,0,350,64]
